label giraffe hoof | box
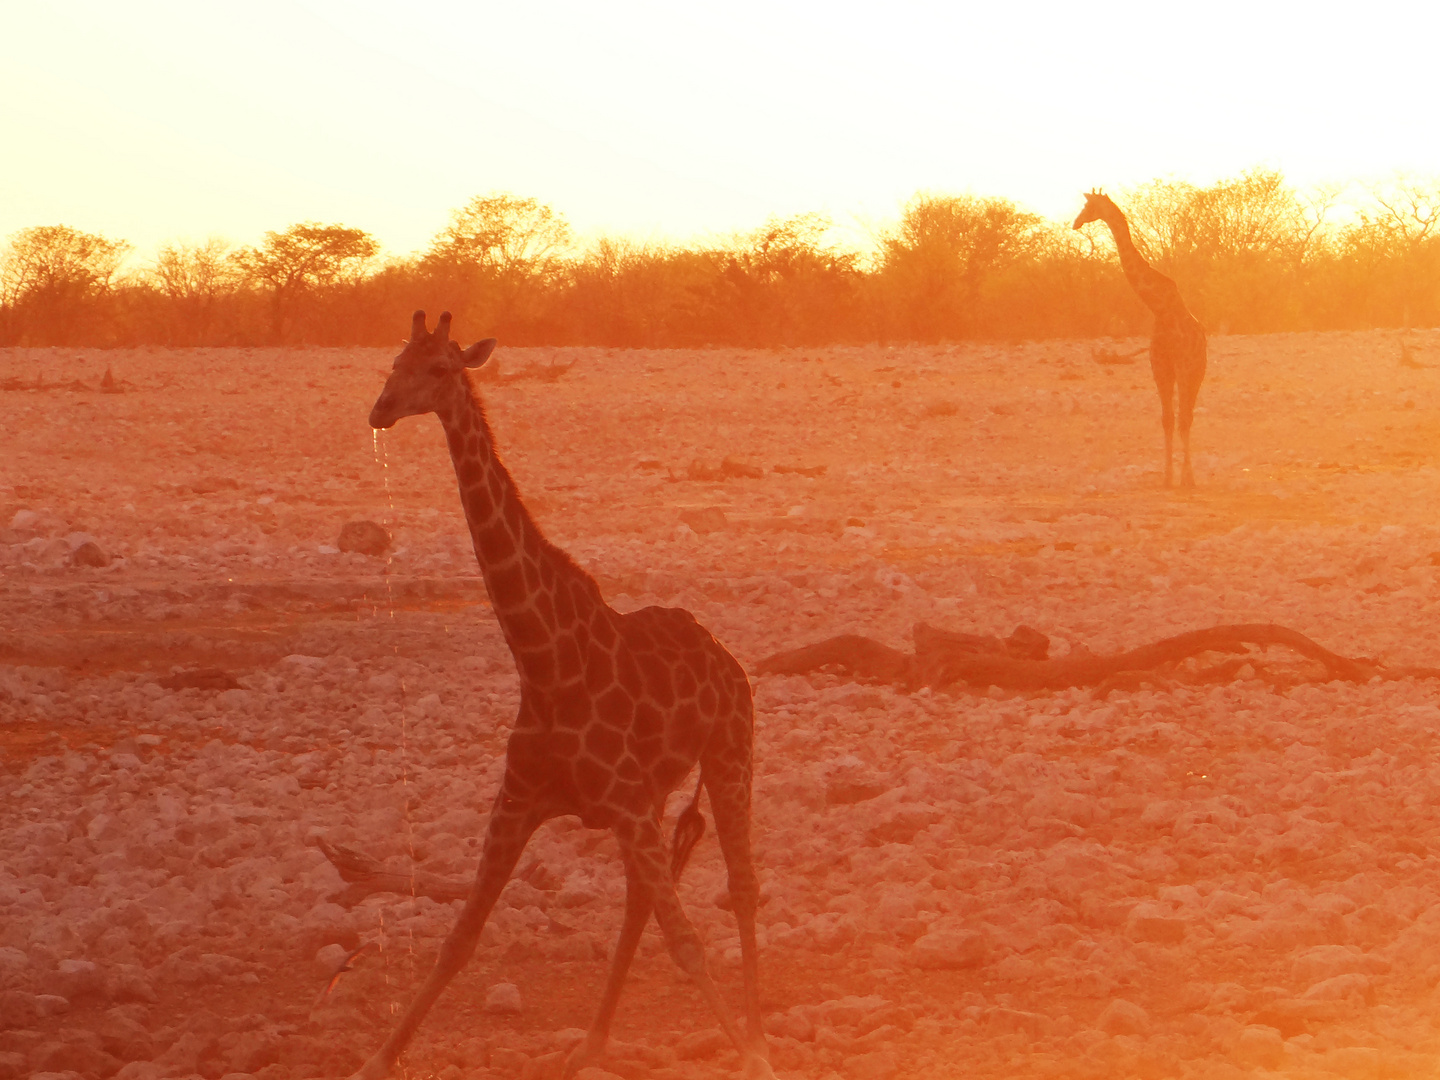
[347,1056,390,1080]
[560,1032,606,1080]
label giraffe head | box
[369,310,498,429]
[1072,190,1119,230]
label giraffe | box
[354,311,773,1080]
[1073,191,1208,487]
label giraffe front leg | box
[1178,374,1201,489]
[616,816,775,1080]
[1152,355,1177,489]
[350,794,542,1080]
[561,856,653,1079]
[1159,398,1176,489]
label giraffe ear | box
[462,338,498,369]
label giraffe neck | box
[1099,208,1177,316]
[434,379,607,686]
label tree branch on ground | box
[316,836,470,907]
[752,621,1437,695]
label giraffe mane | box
[460,370,606,603]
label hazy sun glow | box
[4,0,1440,256]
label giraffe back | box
[511,603,752,827]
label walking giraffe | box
[1074,191,1208,487]
[355,311,772,1080]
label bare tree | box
[877,193,1043,339]
[232,223,379,342]
[1114,170,1322,331]
[420,193,573,337]
[149,237,235,344]
[426,193,573,275]
[1339,176,1440,328]
[0,225,131,345]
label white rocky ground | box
[4,330,1440,1080]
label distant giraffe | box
[1074,191,1208,487]
[354,311,772,1080]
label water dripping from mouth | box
[372,427,419,987]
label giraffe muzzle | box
[369,394,403,429]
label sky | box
[4,0,1440,262]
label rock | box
[152,1031,214,1075]
[912,929,987,970]
[9,509,38,532]
[53,958,104,1002]
[105,965,157,1004]
[765,1008,816,1042]
[0,1051,26,1080]
[0,988,43,1024]
[680,508,728,534]
[1303,973,1372,1002]
[0,946,29,987]
[70,538,111,567]
[489,1047,530,1074]
[543,934,604,962]
[223,1029,283,1074]
[1128,913,1186,944]
[867,803,942,844]
[1096,998,1150,1036]
[843,1051,898,1080]
[453,1036,489,1069]
[556,878,601,908]
[314,942,349,978]
[30,1039,122,1078]
[158,668,240,691]
[1232,1024,1285,1069]
[1252,998,1345,1035]
[825,775,889,807]
[99,1008,156,1062]
[984,1008,1049,1037]
[1291,944,1387,984]
[484,982,523,1014]
[858,1005,915,1036]
[35,993,70,1017]
[675,1028,729,1060]
[337,520,391,557]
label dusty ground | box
[5,328,1440,1080]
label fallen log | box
[753,634,918,686]
[755,621,1381,692]
[755,624,1051,689]
[316,836,470,907]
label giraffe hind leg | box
[616,813,776,1079]
[705,762,769,1061]
[562,857,653,1080]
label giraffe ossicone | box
[354,311,773,1080]
[1074,191,1208,488]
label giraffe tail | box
[669,775,706,880]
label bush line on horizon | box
[2,170,1439,350]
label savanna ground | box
[5,327,1440,1080]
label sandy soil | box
[4,328,1440,1080]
